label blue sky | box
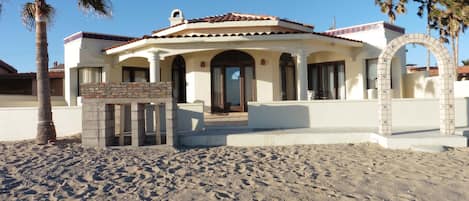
[0,0,467,72]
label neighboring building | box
[0,60,64,96]
[64,9,406,112]
[0,59,18,75]
[407,65,469,81]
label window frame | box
[77,67,103,96]
[307,60,346,100]
[122,66,150,83]
[366,58,393,89]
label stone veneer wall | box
[80,82,176,147]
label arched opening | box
[279,53,296,100]
[211,50,256,113]
[120,57,150,83]
[172,55,186,103]
[378,34,455,136]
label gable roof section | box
[104,31,362,52]
[0,60,18,74]
[188,12,313,28]
[152,12,314,36]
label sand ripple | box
[0,136,468,200]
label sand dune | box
[0,136,468,200]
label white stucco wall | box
[176,103,205,132]
[404,72,469,98]
[0,103,204,141]
[331,22,406,99]
[65,35,128,106]
[0,106,82,141]
[248,98,469,129]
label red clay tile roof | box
[0,60,18,74]
[408,66,469,76]
[103,31,362,52]
[152,12,314,34]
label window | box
[366,59,378,89]
[307,61,345,100]
[279,53,296,100]
[122,67,149,83]
[366,58,392,89]
[77,67,102,96]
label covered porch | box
[103,32,365,113]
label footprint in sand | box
[214,190,234,199]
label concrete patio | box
[179,126,468,152]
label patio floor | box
[179,126,469,152]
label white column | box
[148,51,160,83]
[295,51,308,100]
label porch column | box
[295,51,308,100]
[148,51,160,83]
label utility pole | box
[329,16,336,30]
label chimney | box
[169,9,185,26]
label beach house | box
[64,9,407,112]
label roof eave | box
[105,33,362,55]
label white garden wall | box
[0,103,205,141]
[248,98,469,129]
[404,72,469,98]
[0,106,82,141]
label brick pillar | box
[131,102,146,146]
[165,100,176,146]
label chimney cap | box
[169,9,185,26]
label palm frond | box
[21,1,55,30]
[77,0,112,17]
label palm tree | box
[2,0,111,144]
[415,0,437,71]
[375,0,408,24]
[462,59,469,66]
[430,0,468,67]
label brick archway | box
[377,34,455,135]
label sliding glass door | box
[308,61,345,100]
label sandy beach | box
[0,136,468,201]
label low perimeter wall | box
[248,98,469,129]
[0,103,204,141]
[0,106,82,141]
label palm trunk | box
[455,35,459,67]
[35,0,55,144]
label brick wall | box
[80,82,172,99]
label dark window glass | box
[307,61,345,100]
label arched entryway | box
[172,55,186,103]
[377,33,455,135]
[279,53,297,100]
[211,50,256,113]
